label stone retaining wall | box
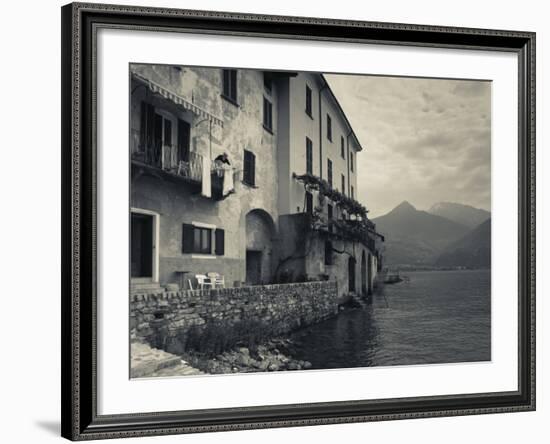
[130,281,338,354]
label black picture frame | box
[61,2,536,440]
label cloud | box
[325,74,491,217]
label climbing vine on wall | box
[293,172,383,250]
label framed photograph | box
[61,2,536,440]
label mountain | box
[428,202,490,229]
[435,218,491,269]
[372,201,470,267]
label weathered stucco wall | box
[130,281,339,354]
[279,72,361,216]
[130,64,281,287]
[130,65,376,292]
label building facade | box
[130,64,382,301]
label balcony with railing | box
[131,129,235,200]
[293,172,382,252]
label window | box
[327,114,332,141]
[264,73,272,94]
[351,185,355,200]
[341,174,346,196]
[182,224,225,255]
[139,102,191,164]
[325,240,334,265]
[193,226,212,254]
[263,97,273,132]
[305,191,313,214]
[341,136,345,159]
[222,69,238,104]
[243,150,256,186]
[327,159,333,188]
[305,85,312,117]
[151,108,177,168]
[306,137,313,174]
[350,151,354,172]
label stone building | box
[130,64,383,301]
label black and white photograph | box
[129,64,491,378]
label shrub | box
[180,318,273,357]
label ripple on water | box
[288,269,491,369]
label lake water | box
[288,270,491,368]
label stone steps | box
[148,363,204,377]
[131,341,203,378]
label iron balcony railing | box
[131,129,237,199]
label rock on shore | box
[184,339,312,375]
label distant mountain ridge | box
[428,202,490,229]
[373,201,490,268]
[373,201,469,266]
[435,218,491,269]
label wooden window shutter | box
[243,150,256,186]
[182,223,194,253]
[177,119,190,162]
[230,70,237,100]
[146,103,155,149]
[223,70,230,96]
[215,228,225,256]
[243,151,250,184]
[250,152,256,186]
[139,101,147,148]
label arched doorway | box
[361,251,367,295]
[245,209,276,285]
[348,256,356,293]
[367,253,373,295]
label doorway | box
[361,251,367,295]
[246,250,263,285]
[348,256,356,293]
[367,253,373,295]
[131,212,154,279]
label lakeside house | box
[130,64,383,302]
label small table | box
[174,270,192,290]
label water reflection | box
[288,270,491,369]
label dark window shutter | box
[215,228,225,256]
[139,101,147,149]
[243,150,256,186]
[250,152,256,186]
[146,103,155,149]
[230,70,237,100]
[177,119,190,162]
[153,114,163,166]
[182,223,194,254]
[223,70,230,96]
[243,152,250,184]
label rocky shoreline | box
[182,338,312,375]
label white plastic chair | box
[207,272,225,288]
[196,274,214,290]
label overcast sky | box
[325,74,491,218]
